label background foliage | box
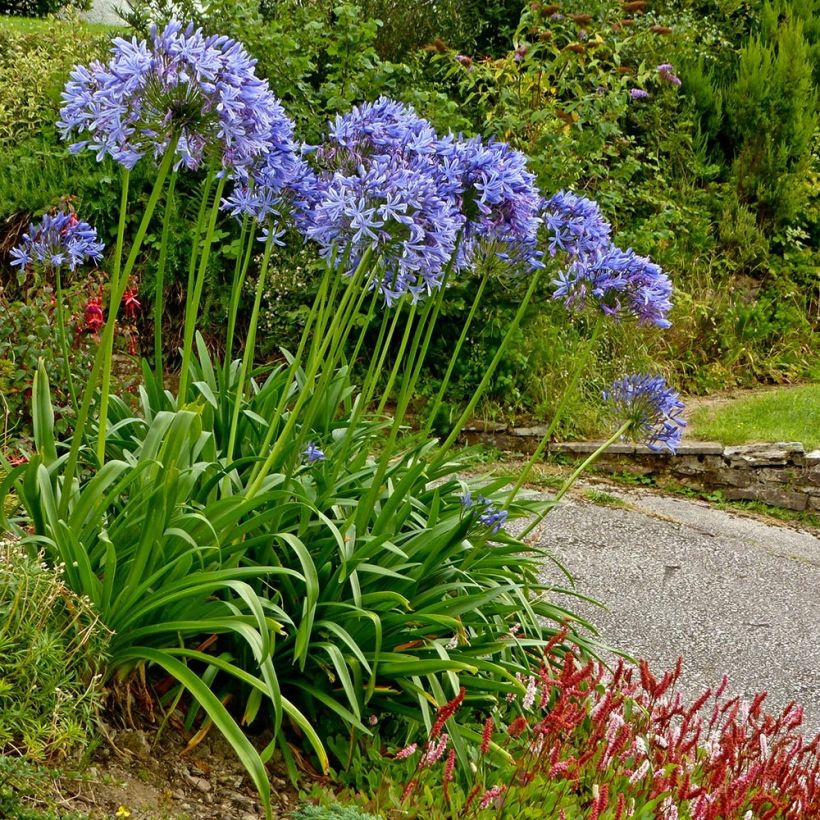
[0,0,817,438]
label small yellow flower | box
[115,807,131,818]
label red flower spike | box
[480,716,494,755]
[430,687,465,740]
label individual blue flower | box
[543,190,611,262]
[58,20,287,174]
[11,211,104,272]
[436,134,544,271]
[479,502,508,534]
[303,442,325,463]
[604,374,686,453]
[629,88,650,100]
[552,245,673,328]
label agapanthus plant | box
[604,373,686,453]
[10,210,105,411]
[1,20,691,819]
[58,20,285,174]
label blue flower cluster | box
[543,190,611,261]
[440,135,544,270]
[553,245,673,329]
[221,107,309,239]
[10,211,104,272]
[303,98,462,304]
[58,21,287,174]
[604,374,686,453]
[299,98,545,303]
[460,492,508,534]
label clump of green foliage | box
[0,538,109,760]
[0,12,107,144]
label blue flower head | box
[58,20,290,175]
[11,211,104,272]
[552,246,673,328]
[437,134,544,271]
[305,98,461,305]
[604,374,686,453]
[543,190,611,262]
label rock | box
[183,772,212,793]
[724,442,804,467]
[805,449,820,468]
[510,425,549,437]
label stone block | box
[712,468,754,488]
[805,449,820,468]
[510,425,549,437]
[672,442,724,455]
[724,442,804,467]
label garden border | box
[460,423,820,512]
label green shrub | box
[0,13,108,145]
[0,1,91,17]
[0,538,108,760]
[726,11,817,231]
[290,803,382,820]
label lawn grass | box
[688,384,820,449]
[0,14,122,35]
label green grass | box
[0,15,122,35]
[688,385,820,450]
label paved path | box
[527,483,820,735]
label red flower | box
[8,453,28,467]
[123,288,141,319]
[85,297,104,333]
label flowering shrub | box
[396,639,820,818]
[1,18,685,820]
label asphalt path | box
[525,483,820,736]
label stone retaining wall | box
[460,424,820,512]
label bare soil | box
[43,726,301,819]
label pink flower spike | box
[394,742,417,760]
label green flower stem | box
[226,231,276,463]
[506,316,604,504]
[65,144,175,505]
[375,300,417,417]
[359,302,402,412]
[422,268,489,437]
[97,140,179,467]
[153,171,178,386]
[53,266,77,413]
[519,420,631,540]
[177,172,227,403]
[246,251,373,495]
[223,217,254,379]
[292,264,377,458]
[400,271,449,418]
[429,268,543,472]
[244,262,335,486]
[347,280,382,371]
[354,291,442,531]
